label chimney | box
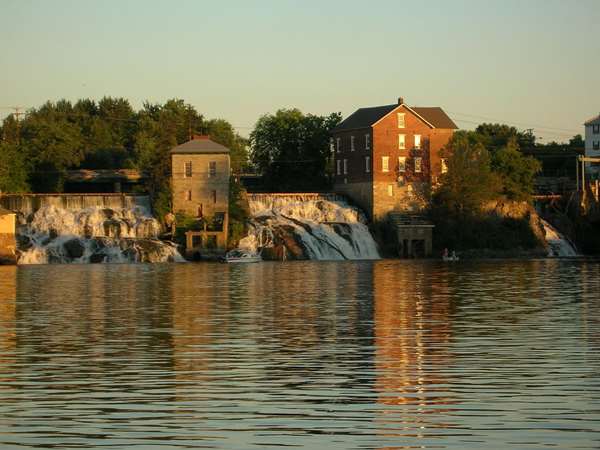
[398,97,404,105]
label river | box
[0,260,599,449]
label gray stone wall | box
[334,181,373,219]
[372,181,429,220]
[171,153,230,218]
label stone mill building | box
[170,135,230,255]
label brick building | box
[332,97,457,221]
[170,135,230,253]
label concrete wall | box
[171,153,230,218]
[333,181,373,219]
[0,213,16,264]
[0,194,151,217]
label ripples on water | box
[0,260,599,449]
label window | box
[365,134,370,150]
[343,159,348,175]
[336,137,341,153]
[593,124,600,134]
[351,135,355,151]
[336,159,341,175]
[185,190,192,201]
[387,184,394,196]
[212,190,217,203]
[414,157,422,173]
[398,134,405,149]
[184,161,192,178]
[365,156,370,173]
[209,161,217,177]
[398,156,406,172]
[397,113,405,128]
[441,158,448,173]
[382,156,389,172]
[198,204,203,217]
[414,134,421,149]
[594,141,600,150]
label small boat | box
[222,249,262,263]
[442,255,460,262]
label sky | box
[1,0,599,143]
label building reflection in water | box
[0,266,17,387]
[372,260,457,438]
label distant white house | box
[584,113,600,177]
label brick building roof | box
[333,103,458,132]
[170,135,230,154]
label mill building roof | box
[170,135,230,154]
[333,101,458,132]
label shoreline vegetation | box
[1,98,599,259]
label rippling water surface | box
[0,260,599,449]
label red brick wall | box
[332,128,373,184]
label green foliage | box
[431,129,543,253]
[0,142,30,193]
[475,123,535,150]
[228,177,250,247]
[250,108,341,191]
[492,138,541,200]
[433,131,501,218]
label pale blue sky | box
[1,0,598,142]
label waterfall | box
[17,205,184,264]
[540,219,578,257]
[239,194,380,260]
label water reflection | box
[0,261,599,449]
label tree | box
[250,108,341,191]
[0,142,30,193]
[475,123,535,151]
[433,131,501,217]
[492,138,541,200]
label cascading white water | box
[239,194,380,260]
[540,219,578,257]
[17,205,184,264]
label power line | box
[448,110,580,134]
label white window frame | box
[414,134,421,149]
[382,156,389,173]
[387,184,394,197]
[398,134,405,150]
[365,156,370,173]
[365,134,370,150]
[398,156,406,172]
[343,159,348,175]
[414,157,422,173]
[441,158,448,173]
[397,113,405,128]
[336,159,341,175]
[593,124,600,134]
[336,137,341,153]
[350,135,355,151]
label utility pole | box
[11,107,25,144]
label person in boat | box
[451,250,458,260]
[442,248,449,259]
